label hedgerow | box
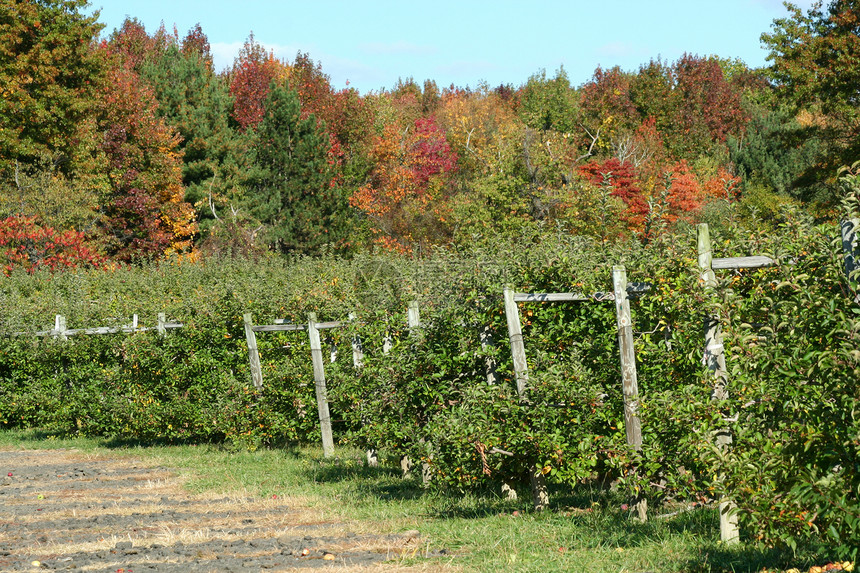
[0,204,858,556]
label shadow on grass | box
[2,427,221,450]
[679,543,836,573]
[303,454,430,501]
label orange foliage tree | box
[97,55,196,260]
[350,116,457,250]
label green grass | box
[0,429,828,572]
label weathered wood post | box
[349,313,364,368]
[243,313,264,389]
[407,301,420,332]
[157,313,167,337]
[479,327,499,386]
[612,265,646,522]
[52,315,68,341]
[697,223,740,544]
[842,217,860,304]
[347,313,377,468]
[503,286,529,397]
[308,313,335,458]
[503,286,547,510]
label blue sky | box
[89,0,815,94]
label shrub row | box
[0,209,858,557]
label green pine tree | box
[138,35,245,236]
[249,81,352,255]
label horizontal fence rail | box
[513,282,651,303]
[10,314,183,338]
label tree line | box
[1,0,857,270]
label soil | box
[0,449,446,572]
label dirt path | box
[0,449,446,572]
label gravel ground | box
[0,449,446,572]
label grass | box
[0,429,833,573]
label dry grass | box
[2,448,458,572]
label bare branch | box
[576,124,602,163]
[207,176,220,221]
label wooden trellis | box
[503,268,651,518]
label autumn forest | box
[2,0,858,270]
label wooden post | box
[842,218,860,304]
[612,266,646,522]
[243,313,264,389]
[349,313,364,368]
[308,313,335,458]
[157,313,167,337]
[503,287,547,510]
[612,266,643,450]
[479,327,499,385]
[503,286,529,398]
[383,325,392,354]
[407,300,421,331]
[53,315,67,341]
[697,223,739,544]
[530,465,549,510]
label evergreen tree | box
[137,30,244,235]
[249,82,352,254]
[729,107,825,201]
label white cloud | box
[210,41,243,73]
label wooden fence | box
[16,313,183,339]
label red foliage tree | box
[97,57,196,260]
[578,158,647,224]
[410,117,459,190]
[674,53,748,144]
[229,34,287,131]
[0,216,103,275]
[350,116,458,249]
